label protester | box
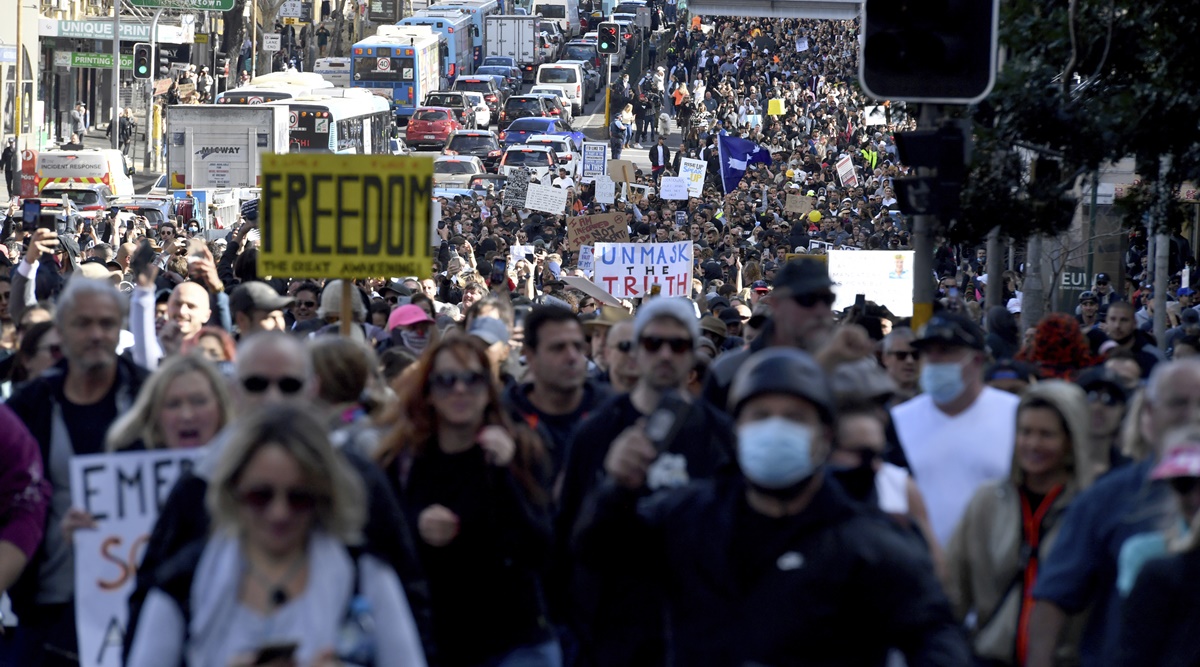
[879,326,919,405]
[0,404,51,611]
[106,353,232,451]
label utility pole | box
[251,0,258,76]
[1152,156,1172,348]
[985,226,1003,309]
[145,7,163,170]
[112,0,122,150]
[909,103,937,331]
[15,0,23,155]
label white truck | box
[485,15,545,83]
[165,104,289,190]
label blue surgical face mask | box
[921,361,967,405]
[737,417,817,489]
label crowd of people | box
[0,10,1197,667]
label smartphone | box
[252,641,298,666]
[130,239,156,278]
[854,293,866,317]
[21,200,41,232]
[644,389,692,452]
[493,257,506,276]
[187,237,207,265]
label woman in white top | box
[127,405,426,667]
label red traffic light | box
[597,22,620,55]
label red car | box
[406,107,461,150]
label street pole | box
[1086,169,1098,281]
[145,7,163,170]
[251,0,258,76]
[910,103,938,331]
[1152,156,1171,349]
[112,0,122,150]
[604,53,611,127]
[985,226,1003,309]
[14,0,22,160]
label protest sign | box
[828,250,914,316]
[595,175,616,204]
[675,210,688,227]
[659,176,690,200]
[566,212,628,251]
[71,449,203,667]
[578,245,594,275]
[503,168,531,208]
[431,198,441,247]
[608,159,636,183]
[768,99,787,116]
[581,142,609,179]
[594,241,693,299]
[785,194,811,215]
[510,243,535,263]
[525,182,568,215]
[835,155,859,188]
[679,158,707,197]
[626,183,651,204]
[562,275,624,307]
[259,154,433,279]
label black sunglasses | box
[238,485,321,512]
[240,375,305,394]
[889,350,919,361]
[430,371,489,392]
[640,336,693,354]
[1086,390,1123,407]
[296,300,317,308]
[615,340,634,353]
[792,292,836,308]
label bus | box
[429,0,501,67]
[314,57,352,87]
[216,71,335,104]
[266,91,394,154]
[400,9,475,81]
[350,29,442,122]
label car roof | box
[509,117,554,126]
[457,77,492,83]
[526,134,569,142]
[509,95,545,102]
[505,144,554,152]
[434,154,482,162]
[416,106,453,111]
[451,129,498,137]
[43,183,110,192]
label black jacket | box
[1117,548,1200,667]
[503,378,609,480]
[573,473,971,667]
[648,143,672,169]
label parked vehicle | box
[555,59,599,101]
[561,40,602,70]
[531,0,580,36]
[463,91,492,126]
[500,95,552,126]
[484,15,546,83]
[525,133,580,176]
[452,76,507,119]
[535,62,585,115]
[498,116,582,147]
[529,90,573,121]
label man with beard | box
[1087,300,1165,377]
[573,347,968,666]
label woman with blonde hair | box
[126,405,426,667]
[107,353,232,451]
[619,103,635,148]
[944,381,1095,666]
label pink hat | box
[387,304,432,331]
[1151,443,1200,480]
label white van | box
[535,62,585,115]
[531,0,580,37]
[36,149,136,197]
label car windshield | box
[449,135,499,152]
[436,161,477,174]
[483,57,513,66]
[415,109,449,121]
[505,150,551,166]
[527,140,566,153]
[508,98,543,111]
[534,4,565,17]
[456,80,492,93]
[539,68,576,84]
[539,21,557,33]
[43,190,100,205]
[563,44,595,60]
[508,119,548,132]
[425,94,461,107]
[477,67,509,78]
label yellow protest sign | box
[259,154,434,279]
[768,98,786,116]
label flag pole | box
[717,134,727,194]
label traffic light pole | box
[604,54,612,127]
[911,103,937,331]
[145,8,163,170]
[112,0,122,150]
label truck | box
[165,104,289,190]
[36,149,135,197]
[485,15,545,83]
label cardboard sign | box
[259,154,434,279]
[562,275,624,307]
[524,182,568,215]
[835,155,859,188]
[566,212,628,251]
[626,183,651,204]
[595,175,616,204]
[678,157,707,197]
[608,159,636,183]
[577,245,594,275]
[581,142,609,179]
[71,450,203,667]
[594,241,693,299]
[785,194,812,214]
[659,176,690,200]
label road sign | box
[263,33,281,52]
[128,0,236,11]
[259,154,435,280]
[279,0,313,18]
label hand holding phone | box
[23,228,59,266]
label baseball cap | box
[699,315,727,339]
[1151,443,1200,480]
[912,312,986,351]
[1179,287,1195,297]
[387,304,433,330]
[229,281,293,314]
[772,259,834,295]
[1075,366,1129,403]
[1095,272,1111,285]
[750,280,770,292]
[468,316,510,346]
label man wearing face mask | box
[574,348,969,666]
[890,313,1019,549]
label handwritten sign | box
[578,245,594,275]
[566,212,628,251]
[510,243,535,262]
[659,176,690,200]
[594,241,693,299]
[525,182,568,215]
[595,175,616,204]
[581,142,609,179]
[785,194,811,214]
[71,449,203,667]
[679,157,707,197]
[504,169,531,208]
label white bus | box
[314,57,353,87]
[266,91,394,154]
[216,72,335,104]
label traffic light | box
[597,22,620,55]
[216,53,229,78]
[860,0,999,104]
[133,43,152,80]
[158,48,171,77]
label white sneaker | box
[633,143,643,149]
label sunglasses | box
[238,485,321,512]
[640,336,693,354]
[1168,477,1200,496]
[240,375,305,394]
[792,292,836,308]
[39,344,63,357]
[1086,390,1123,407]
[889,350,919,361]
[296,300,317,308]
[430,370,489,393]
[614,340,634,353]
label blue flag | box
[718,133,772,194]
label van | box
[37,149,136,197]
[313,57,352,87]
[535,63,585,115]
[531,0,580,37]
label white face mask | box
[737,417,817,489]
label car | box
[535,63,586,115]
[500,95,552,127]
[433,155,487,188]
[147,173,169,196]
[405,107,462,149]
[525,133,580,176]
[499,144,560,181]
[498,116,582,147]
[556,59,599,101]
[560,41,602,71]
[452,76,507,118]
[462,91,492,127]
[612,19,640,55]
[529,90,572,121]
[481,55,518,70]
[476,65,522,94]
[423,91,477,129]
[433,187,483,202]
[466,173,509,197]
[538,19,565,49]
[443,129,504,171]
[110,195,174,227]
[39,183,114,219]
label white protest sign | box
[263,33,282,52]
[828,250,915,317]
[431,198,442,247]
[594,241,693,299]
[525,182,568,215]
[659,176,690,201]
[578,245,594,276]
[581,142,609,179]
[835,154,859,188]
[511,243,536,262]
[679,158,707,197]
[595,175,616,204]
[71,449,203,667]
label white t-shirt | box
[891,386,1019,547]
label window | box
[539,68,576,84]
[415,109,449,122]
[436,160,478,173]
[507,119,548,132]
[449,135,499,152]
[505,150,552,166]
[507,98,544,112]
[534,4,566,17]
